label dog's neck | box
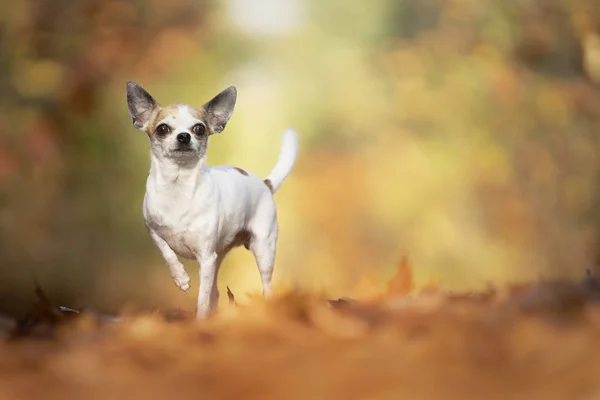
[148,150,207,191]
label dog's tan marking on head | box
[264,179,274,193]
[143,105,170,136]
[188,106,207,122]
[144,105,207,137]
[234,167,249,176]
[154,106,174,124]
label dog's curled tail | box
[265,128,298,194]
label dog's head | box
[126,81,236,162]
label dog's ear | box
[204,86,237,134]
[126,81,158,130]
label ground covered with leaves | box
[0,270,600,400]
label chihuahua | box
[126,81,298,318]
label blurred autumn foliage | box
[0,0,213,313]
[4,274,600,399]
[0,0,599,314]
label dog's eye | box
[192,124,206,135]
[156,124,170,135]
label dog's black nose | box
[177,132,191,144]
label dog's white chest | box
[143,191,207,259]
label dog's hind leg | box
[249,233,277,297]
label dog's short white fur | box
[126,81,298,318]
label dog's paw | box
[172,272,191,292]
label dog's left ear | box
[204,86,237,134]
[127,81,158,130]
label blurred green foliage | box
[0,0,599,314]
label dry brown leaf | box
[387,255,413,296]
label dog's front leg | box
[148,229,191,292]
[196,249,219,318]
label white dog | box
[126,81,298,318]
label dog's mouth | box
[173,147,195,153]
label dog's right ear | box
[126,81,157,130]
